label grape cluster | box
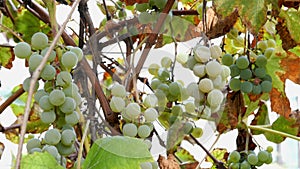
[227,146,273,169]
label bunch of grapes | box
[14,32,83,166]
[227,146,273,169]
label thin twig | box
[0,87,24,114]
[77,119,90,169]
[15,0,82,168]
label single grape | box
[221,65,231,79]
[257,40,268,52]
[125,103,141,119]
[137,125,151,138]
[34,89,48,103]
[29,147,42,154]
[254,67,266,78]
[222,53,234,66]
[241,81,253,93]
[150,78,162,90]
[229,78,241,91]
[31,32,48,50]
[122,123,138,137]
[207,89,224,107]
[240,160,251,169]
[111,83,127,98]
[148,63,160,76]
[198,78,214,93]
[110,96,125,112]
[228,162,239,169]
[135,3,150,12]
[65,111,80,125]
[193,63,206,77]
[40,110,56,124]
[255,55,267,67]
[49,89,66,106]
[183,121,193,134]
[266,146,273,153]
[26,138,41,152]
[157,83,169,94]
[240,69,252,80]
[187,82,204,102]
[265,153,273,164]
[228,150,241,163]
[61,51,78,69]
[247,153,258,165]
[261,80,272,93]
[143,94,158,108]
[257,150,269,162]
[158,68,170,81]
[56,142,75,156]
[236,56,249,69]
[44,129,61,145]
[41,64,56,80]
[263,74,272,82]
[252,84,262,94]
[229,64,241,77]
[59,97,76,114]
[73,92,82,106]
[61,129,76,146]
[193,45,211,63]
[161,56,172,68]
[264,47,274,58]
[191,127,203,138]
[186,55,198,70]
[70,47,83,61]
[205,60,222,78]
[267,39,276,48]
[22,77,39,92]
[210,45,222,59]
[185,102,196,113]
[41,47,56,62]
[212,75,226,89]
[168,82,182,97]
[14,42,31,59]
[144,107,158,122]
[176,53,189,65]
[29,54,43,72]
[56,71,72,87]
[140,162,152,169]
[38,95,53,111]
[42,145,59,158]
[62,82,79,97]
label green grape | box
[143,94,158,108]
[155,89,167,111]
[265,153,273,164]
[150,78,162,90]
[42,145,59,158]
[140,162,152,169]
[210,104,221,113]
[138,12,153,24]
[29,147,42,154]
[198,78,214,93]
[135,3,149,12]
[207,89,224,107]
[186,55,198,70]
[240,160,251,169]
[187,82,204,102]
[154,0,167,9]
[158,68,170,80]
[252,84,262,94]
[227,28,238,39]
[144,107,158,122]
[191,127,203,138]
[232,36,244,47]
[49,89,65,106]
[228,162,239,169]
[61,51,78,69]
[26,138,41,152]
[111,83,127,98]
[125,103,141,119]
[22,77,39,92]
[73,92,82,106]
[229,78,241,91]
[59,97,76,114]
[236,56,249,69]
[222,53,234,66]
[41,64,56,80]
[185,102,196,113]
[264,47,274,58]
[31,32,48,50]
[255,161,264,167]
[247,153,258,165]
[34,89,48,103]
[56,71,72,87]
[193,63,206,77]
[161,56,172,68]
[62,82,79,97]
[168,82,182,97]
[65,111,79,125]
[61,129,76,146]
[14,42,31,59]
[266,146,273,153]
[240,69,252,80]
[148,63,160,76]
[110,96,125,112]
[56,142,75,156]
[229,64,241,77]
[29,54,43,71]
[257,40,268,52]
[41,47,56,62]
[221,65,231,79]
[267,39,276,48]
[241,81,253,93]
[44,81,54,93]
[255,55,267,67]
[257,150,269,162]
[261,80,272,93]
[176,53,189,65]
[178,87,190,101]
[122,123,137,137]
[44,129,61,145]
[171,105,183,116]
[39,95,54,111]
[193,45,211,63]
[157,83,169,94]
[254,67,266,78]
[210,45,222,59]
[183,121,193,134]
[40,110,56,123]
[228,150,241,163]
[70,47,83,61]
[137,125,151,138]
[263,74,272,82]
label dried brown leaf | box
[158,154,180,169]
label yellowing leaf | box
[279,9,300,44]
[21,152,64,169]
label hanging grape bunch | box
[14,32,83,166]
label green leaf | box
[10,103,25,116]
[279,9,300,44]
[20,152,64,169]
[214,0,238,17]
[206,148,227,169]
[175,148,196,163]
[166,119,185,151]
[83,136,153,169]
[243,95,260,118]
[289,46,300,56]
[0,47,13,69]
[158,111,171,129]
[251,103,270,135]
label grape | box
[252,84,262,94]
[230,64,241,77]
[44,81,54,92]
[266,146,273,153]
[157,83,169,94]
[29,54,43,71]
[255,55,267,67]
[193,63,206,77]
[29,147,42,154]
[187,82,204,102]
[176,53,189,65]
[267,39,276,48]
[155,89,167,111]
[148,63,160,76]
[41,64,56,80]
[205,60,222,78]
[229,78,241,91]
[26,138,41,152]
[140,162,152,169]
[186,55,198,70]
[171,105,183,116]
[210,45,222,59]
[257,150,269,162]
[49,89,65,106]
[61,51,78,69]
[198,105,211,118]
[143,139,152,149]
[240,69,252,80]
[228,150,240,163]
[63,83,79,97]
[144,108,158,122]
[154,0,167,9]
[185,102,196,113]
[70,47,83,61]
[264,47,274,58]
[34,89,48,103]
[110,96,125,112]
[247,153,258,165]
[193,45,211,63]
[56,142,75,156]
[241,81,253,93]
[56,71,72,87]
[23,77,39,92]
[263,74,272,82]
[265,153,273,164]
[150,78,162,90]
[207,89,224,107]
[158,68,170,80]
[222,53,233,66]
[59,97,76,114]
[41,47,56,62]
[183,121,193,134]
[168,82,182,97]
[229,162,239,169]
[161,56,172,68]
[221,65,231,79]
[73,92,82,106]
[240,160,251,169]
[135,3,149,12]
[124,103,141,119]
[198,78,213,93]
[261,80,272,93]
[14,42,31,59]
[40,110,56,123]
[257,40,268,52]
[31,32,48,50]
[61,129,76,146]
[212,75,225,89]
[137,125,151,138]
[65,111,80,125]
[122,123,137,137]
[254,67,266,78]
[44,129,61,145]
[143,94,158,108]
[138,12,153,24]
[227,28,238,39]
[111,83,126,98]
[191,127,203,138]
[42,145,59,158]
[236,56,249,69]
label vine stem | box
[77,119,90,169]
[14,0,82,168]
[0,87,24,114]
[248,125,300,141]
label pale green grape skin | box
[193,63,206,77]
[49,89,66,106]
[41,47,56,62]
[255,55,267,67]
[229,64,241,77]
[266,146,273,153]
[257,40,268,52]
[149,64,162,76]
[157,83,169,94]
[240,69,252,80]
[34,89,48,103]
[168,82,182,97]
[183,121,193,134]
[264,48,274,58]
[212,75,225,89]
[247,154,258,165]
[222,54,233,66]
[193,45,211,63]
[110,96,125,112]
[229,162,239,169]
[65,111,80,126]
[70,47,83,61]
[229,150,240,163]
[186,55,198,70]
[73,92,82,106]
[176,53,189,65]
[29,54,43,71]
[23,77,39,92]
[31,32,48,50]
[143,94,158,108]
[111,83,126,98]
[185,102,196,114]
[41,65,56,80]
[143,139,152,149]
[56,71,72,87]
[198,78,214,93]
[240,81,253,94]
[235,56,249,69]
[26,138,42,152]
[138,125,151,138]
[144,107,158,122]
[42,145,59,158]
[56,142,75,156]
[44,129,61,145]
[267,39,276,48]
[207,89,224,107]
[187,82,204,102]
[125,103,141,119]
[229,78,241,91]
[40,110,56,123]
[61,51,78,69]
[61,129,76,146]
[257,150,269,162]
[59,97,76,114]
[191,127,203,138]
[122,123,138,137]
[261,80,272,93]
[62,83,79,97]
[240,160,251,169]
[210,45,222,59]
[39,95,54,111]
[161,56,172,68]
[140,162,152,169]
[158,68,170,80]
[14,42,31,59]
[265,153,273,164]
[150,78,161,90]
